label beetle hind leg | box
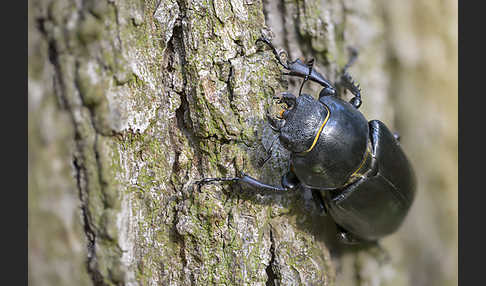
[336,225,363,245]
[393,131,401,142]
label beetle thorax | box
[278,94,329,153]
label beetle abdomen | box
[325,120,416,241]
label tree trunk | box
[28,0,457,285]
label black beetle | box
[198,37,416,244]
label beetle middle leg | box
[196,171,300,193]
[311,189,328,216]
[281,168,300,190]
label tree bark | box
[28,0,457,285]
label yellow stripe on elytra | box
[350,147,371,177]
[299,105,330,154]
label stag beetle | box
[198,37,416,244]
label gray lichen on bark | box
[29,0,457,285]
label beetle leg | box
[256,36,290,69]
[196,172,292,192]
[336,47,362,109]
[343,46,358,72]
[257,36,336,93]
[336,225,362,245]
[371,242,391,265]
[311,189,328,216]
[281,169,300,191]
[393,131,401,142]
[340,72,362,109]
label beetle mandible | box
[197,36,416,244]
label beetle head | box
[271,93,328,153]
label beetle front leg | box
[257,36,336,93]
[336,47,362,109]
[256,36,290,69]
[339,72,362,109]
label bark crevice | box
[266,227,277,286]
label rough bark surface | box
[28,0,457,285]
